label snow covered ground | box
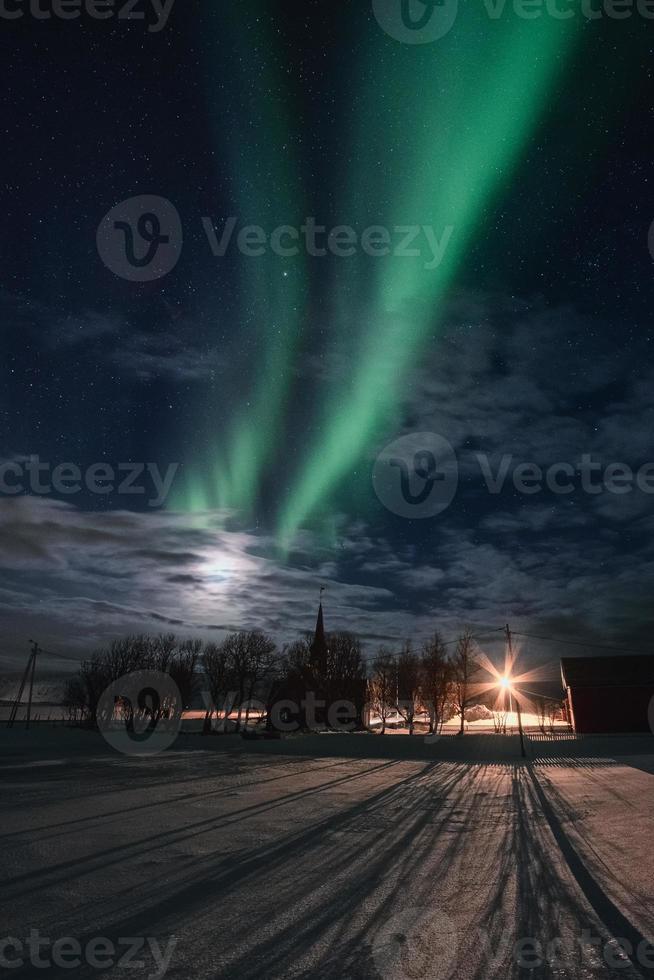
[1,729,653,979]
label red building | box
[561,654,654,734]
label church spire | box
[315,591,325,645]
[310,586,328,671]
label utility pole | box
[7,641,40,730]
[505,624,526,759]
[25,641,39,730]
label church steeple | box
[314,600,325,647]
[310,586,328,672]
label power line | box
[358,626,505,661]
[442,627,505,647]
[36,648,82,664]
[17,626,636,672]
[512,631,651,657]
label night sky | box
[2,0,654,673]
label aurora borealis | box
[176,7,582,547]
[2,0,654,666]
[278,12,581,544]
[178,5,309,521]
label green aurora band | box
[176,6,580,549]
[175,7,307,519]
[278,11,580,546]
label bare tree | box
[242,632,277,727]
[326,632,367,729]
[267,639,312,730]
[170,639,201,711]
[79,642,138,729]
[220,632,251,730]
[271,631,367,731]
[202,642,234,730]
[218,631,278,730]
[420,633,452,736]
[492,708,508,734]
[284,638,312,672]
[77,634,194,728]
[396,644,421,735]
[451,630,483,735]
[62,674,88,724]
[533,695,547,734]
[547,699,563,731]
[370,648,396,734]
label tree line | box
[370,630,483,735]
[63,628,488,735]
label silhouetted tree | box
[170,639,201,709]
[218,631,277,730]
[396,644,421,735]
[241,631,278,727]
[269,632,367,731]
[202,642,235,731]
[533,695,548,734]
[420,633,452,735]
[370,648,396,734]
[76,634,197,728]
[62,674,88,724]
[326,632,367,729]
[547,700,563,730]
[451,629,483,735]
[267,638,312,730]
[492,707,508,734]
[149,633,179,673]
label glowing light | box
[173,7,308,521]
[172,10,581,546]
[498,676,511,691]
[278,12,581,543]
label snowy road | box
[1,732,653,979]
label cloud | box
[0,290,123,347]
[0,498,398,668]
[1,290,222,384]
[0,491,652,676]
[397,293,641,466]
[110,331,224,382]
[2,289,653,677]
